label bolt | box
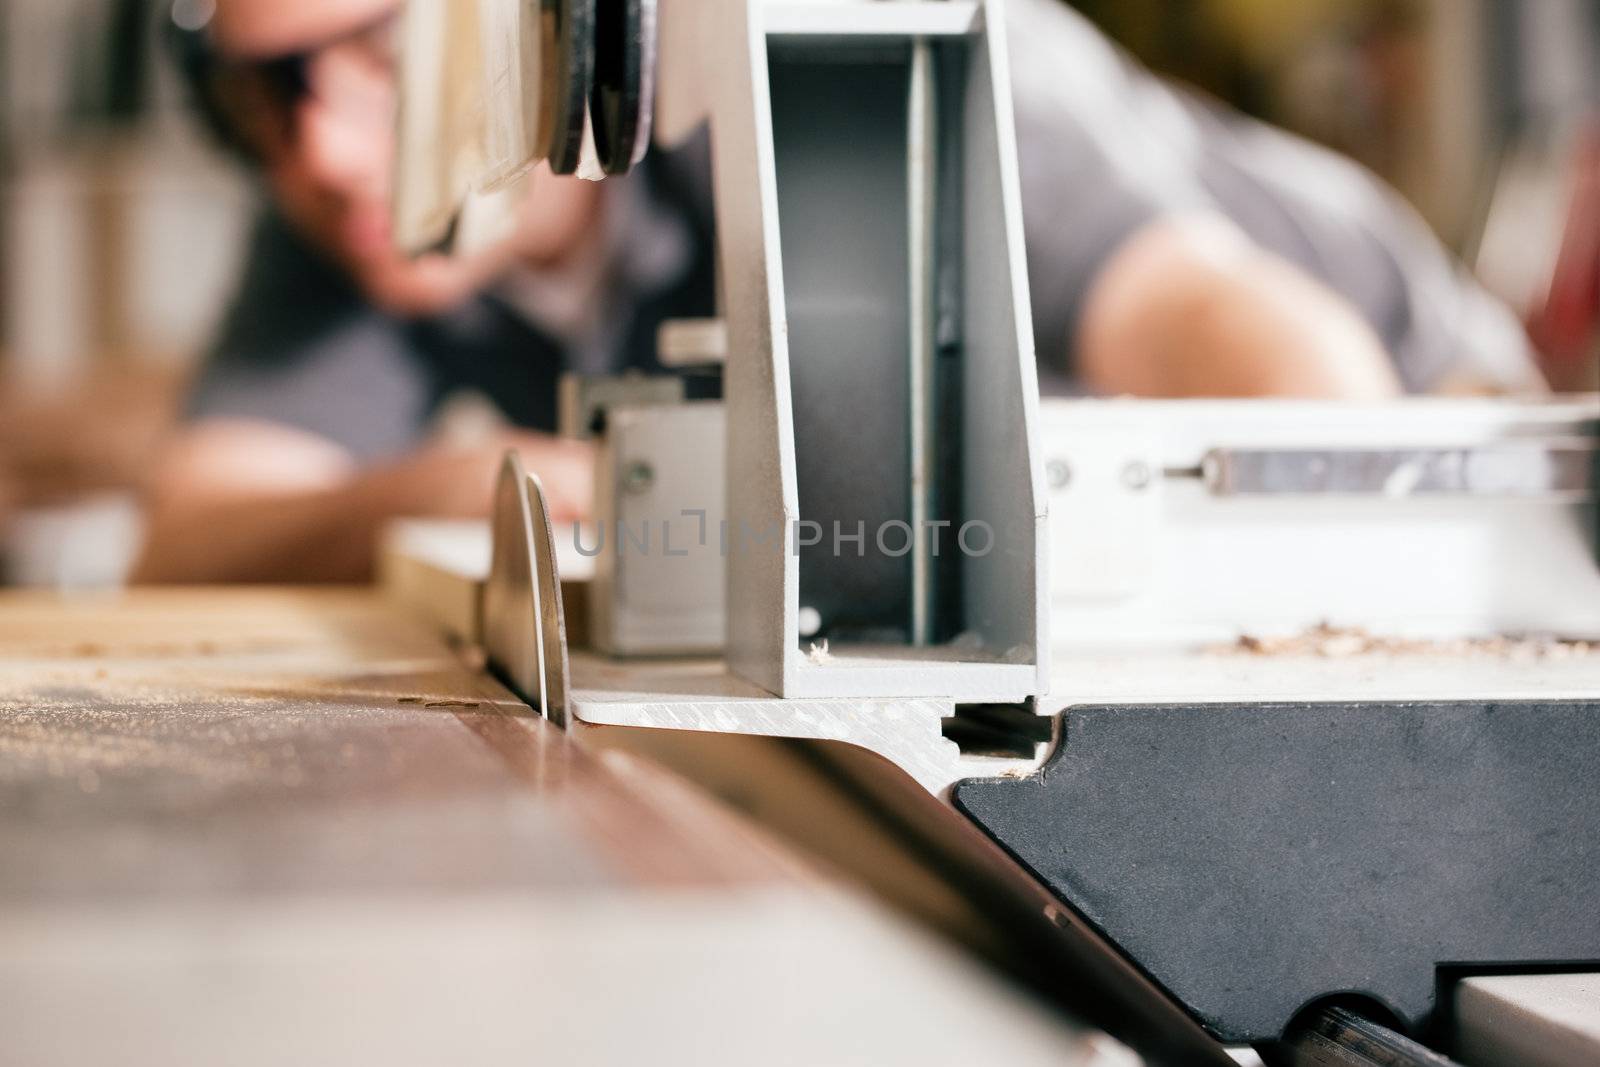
[1046,459,1072,490]
[798,605,822,638]
[621,461,655,494]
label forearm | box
[1077,216,1402,400]
[129,422,448,584]
[133,478,400,584]
[131,420,593,585]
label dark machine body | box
[955,698,1600,1045]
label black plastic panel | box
[952,699,1600,1043]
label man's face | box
[212,0,512,315]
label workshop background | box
[0,0,1596,590]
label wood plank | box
[0,588,804,898]
[1455,974,1600,1067]
[0,588,1125,1067]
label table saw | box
[0,589,1138,1067]
[5,0,1598,1064]
[382,0,1600,1062]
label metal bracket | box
[1201,445,1597,500]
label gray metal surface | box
[557,372,685,439]
[657,0,794,695]
[589,403,726,655]
[1201,445,1596,499]
[656,0,1045,699]
[950,4,1049,683]
[655,318,728,367]
[564,393,1600,663]
[763,1,982,37]
[1045,398,1600,647]
[568,651,1046,795]
[772,50,914,644]
[908,35,939,647]
[1272,1005,1461,1066]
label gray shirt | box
[192,0,1537,457]
[1007,0,1535,394]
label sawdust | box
[805,640,832,665]
[25,638,239,660]
[1217,622,1596,661]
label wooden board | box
[1455,974,1600,1067]
[0,588,1123,1067]
[371,537,1243,1065]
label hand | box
[373,432,596,523]
[494,430,597,523]
[134,419,597,583]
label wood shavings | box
[1220,622,1597,661]
[805,640,832,665]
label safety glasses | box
[171,3,402,158]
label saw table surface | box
[0,588,1121,1067]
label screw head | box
[797,605,822,638]
[1121,460,1152,491]
[621,461,654,494]
[1046,459,1072,490]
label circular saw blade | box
[483,453,544,710]
[481,453,570,725]
[539,0,597,175]
[589,0,656,174]
[523,467,572,727]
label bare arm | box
[132,418,594,584]
[1077,216,1403,400]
